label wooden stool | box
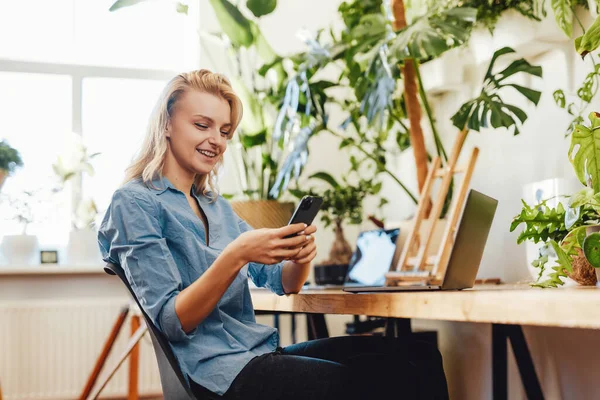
[79,303,148,400]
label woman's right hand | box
[229,223,312,265]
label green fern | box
[510,200,568,245]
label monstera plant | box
[511,112,600,287]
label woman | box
[98,69,448,400]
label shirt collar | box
[149,176,208,202]
[150,175,178,195]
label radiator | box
[0,298,162,400]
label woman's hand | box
[230,223,313,265]
[289,224,317,265]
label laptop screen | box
[344,228,400,287]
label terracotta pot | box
[230,200,295,229]
[569,249,597,286]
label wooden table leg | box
[128,314,141,400]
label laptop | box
[343,189,498,293]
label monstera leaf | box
[390,7,477,61]
[569,112,600,193]
[451,47,542,135]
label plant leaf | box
[288,188,306,199]
[108,0,150,11]
[583,231,600,267]
[390,7,477,61]
[240,130,267,148]
[309,172,340,188]
[230,76,264,134]
[551,0,573,38]
[176,2,188,15]
[554,89,566,108]
[452,47,542,134]
[246,0,277,18]
[569,112,600,193]
[575,14,600,58]
[505,84,542,105]
[208,0,254,48]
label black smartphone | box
[284,196,323,238]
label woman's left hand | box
[289,224,317,265]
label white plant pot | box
[522,177,582,282]
[66,228,103,266]
[0,234,40,265]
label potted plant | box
[0,190,39,265]
[0,140,23,192]
[511,112,600,287]
[52,137,102,265]
[290,172,386,285]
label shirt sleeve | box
[97,189,196,342]
[236,216,286,296]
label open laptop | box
[343,189,498,292]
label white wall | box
[200,1,600,399]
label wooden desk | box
[251,284,600,330]
[251,284,600,400]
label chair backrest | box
[105,263,197,400]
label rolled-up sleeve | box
[236,217,286,296]
[97,189,196,341]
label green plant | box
[411,0,545,33]
[288,171,386,265]
[289,172,386,228]
[0,140,23,175]
[268,1,541,213]
[451,47,542,135]
[511,112,600,287]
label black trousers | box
[191,335,449,400]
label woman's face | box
[166,90,232,176]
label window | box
[0,0,200,258]
[81,77,166,217]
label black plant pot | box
[314,264,349,285]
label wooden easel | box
[385,128,478,286]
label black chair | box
[104,262,198,400]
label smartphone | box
[284,195,323,238]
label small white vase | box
[66,228,103,266]
[0,234,40,265]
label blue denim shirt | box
[97,176,285,395]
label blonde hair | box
[123,69,243,200]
